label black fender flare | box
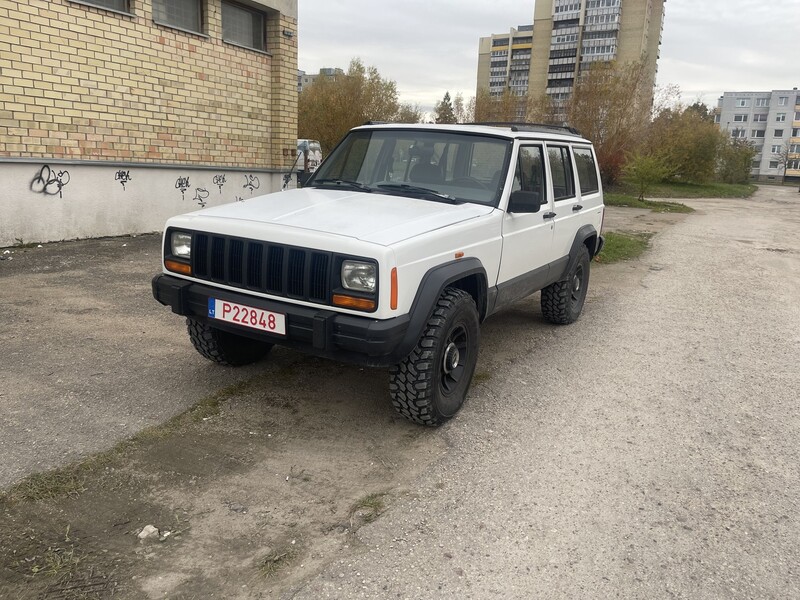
[559,225,601,280]
[394,258,488,361]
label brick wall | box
[0,0,298,169]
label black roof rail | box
[362,120,391,126]
[469,122,583,137]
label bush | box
[717,139,757,184]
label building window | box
[790,144,800,153]
[771,145,782,153]
[751,160,760,169]
[755,98,769,107]
[153,0,202,34]
[736,99,749,107]
[776,113,786,122]
[796,112,800,121]
[753,114,768,122]
[733,114,748,122]
[794,128,800,137]
[789,160,800,170]
[731,129,746,138]
[778,97,788,106]
[752,130,765,138]
[775,129,784,137]
[73,0,130,11]
[222,1,266,51]
[769,161,779,169]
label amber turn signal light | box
[390,267,398,310]
[332,294,376,311]
[165,259,192,275]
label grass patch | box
[612,180,757,199]
[605,192,694,213]
[596,232,653,264]
[350,492,386,526]
[259,546,299,578]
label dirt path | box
[6,191,796,599]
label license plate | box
[208,298,286,336]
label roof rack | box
[469,122,583,137]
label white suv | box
[153,123,604,426]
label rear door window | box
[547,146,576,202]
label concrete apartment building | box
[297,67,343,94]
[528,0,665,103]
[0,0,298,247]
[716,89,800,183]
[476,25,534,98]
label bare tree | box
[565,60,651,185]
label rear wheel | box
[541,244,590,325]
[389,288,480,426]
[186,317,272,366]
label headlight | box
[170,231,192,258]
[342,260,376,293]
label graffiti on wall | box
[115,170,132,190]
[234,196,244,202]
[243,174,260,193]
[213,174,226,193]
[30,165,71,198]
[193,188,210,208]
[175,176,190,200]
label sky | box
[297,0,800,112]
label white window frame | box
[736,99,749,108]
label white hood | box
[189,187,495,246]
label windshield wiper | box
[376,183,463,204]
[310,178,373,192]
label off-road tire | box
[186,317,273,366]
[389,288,480,427]
[541,244,590,325]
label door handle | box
[542,212,556,219]
[572,204,583,212]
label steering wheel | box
[451,177,489,190]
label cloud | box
[299,0,800,111]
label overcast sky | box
[297,0,800,112]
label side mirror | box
[508,190,543,213]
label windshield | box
[308,129,512,206]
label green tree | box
[298,59,400,154]
[433,92,457,124]
[622,152,670,199]
[717,138,756,184]
[648,105,726,183]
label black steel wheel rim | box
[571,264,585,303]
[440,323,468,396]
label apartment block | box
[716,89,800,182]
[0,0,298,246]
[528,0,665,103]
[298,67,344,93]
[476,25,533,98]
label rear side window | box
[573,147,599,194]
[547,146,576,201]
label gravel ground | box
[1,186,798,599]
[292,187,800,599]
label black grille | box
[192,233,334,304]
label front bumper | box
[152,274,411,367]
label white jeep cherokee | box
[153,123,604,426]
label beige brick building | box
[0,0,298,246]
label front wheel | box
[541,244,590,325]
[186,317,272,366]
[389,288,480,426]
